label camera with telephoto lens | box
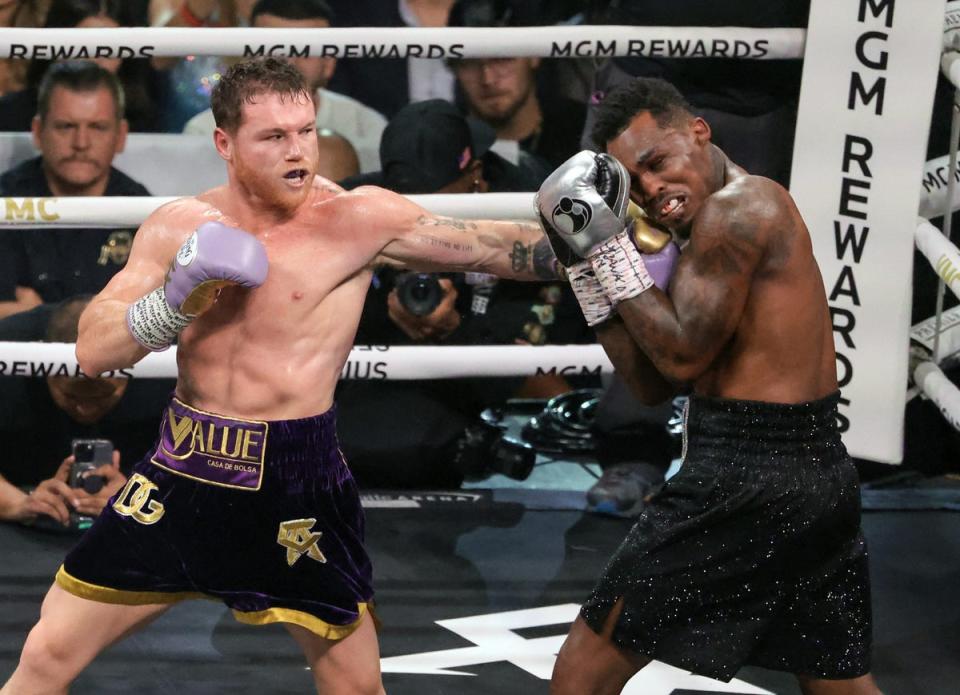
[395,272,443,316]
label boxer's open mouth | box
[653,193,686,223]
[659,195,685,220]
[284,169,308,183]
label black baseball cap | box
[380,99,497,193]
[447,0,536,28]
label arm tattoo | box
[414,233,474,253]
[415,215,477,232]
[510,241,528,272]
[508,238,561,279]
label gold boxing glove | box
[626,201,673,253]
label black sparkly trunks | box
[581,392,872,681]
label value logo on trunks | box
[112,473,165,525]
[277,518,327,567]
[150,400,269,491]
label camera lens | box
[396,273,443,316]
[75,443,93,462]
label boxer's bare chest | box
[207,203,378,334]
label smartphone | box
[68,439,113,530]
[71,439,112,491]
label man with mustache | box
[0,60,148,320]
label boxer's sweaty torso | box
[689,172,838,404]
[160,181,397,421]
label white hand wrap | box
[590,230,655,305]
[126,287,192,352]
[568,260,614,327]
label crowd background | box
[0,0,956,530]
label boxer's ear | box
[691,117,711,145]
[213,127,232,162]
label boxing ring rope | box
[0,26,805,60]
[0,342,612,380]
[907,2,960,428]
[0,194,535,228]
[0,7,957,439]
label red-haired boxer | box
[1,57,560,695]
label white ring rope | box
[941,51,960,91]
[919,152,960,219]
[0,342,611,380]
[917,217,960,303]
[0,26,806,61]
[914,359,960,433]
[0,193,536,228]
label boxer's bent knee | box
[15,623,86,688]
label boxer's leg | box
[285,611,384,695]
[1,583,170,695]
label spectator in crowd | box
[317,128,360,181]
[0,61,149,319]
[580,0,808,186]
[336,99,589,487]
[446,0,587,172]
[182,0,388,172]
[0,297,171,526]
[342,98,543,192]
[326,0,457,119]
[150,0,256,131]
[0,0,162,132]
[153,0,254,27]
[0,1,49,97]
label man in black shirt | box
[446,0,587,173]
[0,61,149,319]
[0,298,171,527]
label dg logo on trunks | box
[150,398,269,490]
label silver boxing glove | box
[535,151,632,267]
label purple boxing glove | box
[644,240,680,291]
[164,221,269,315]
[590,228,679,305]
[127,221,268,351]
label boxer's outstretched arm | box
[361,188,560,280]
[382,214,560,281]
[76,201,202,375]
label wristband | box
[568,260,614,327]
[126,287,192,352]
[590,230,655,305]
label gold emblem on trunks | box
[112,473,165,525]
[277,518,327,567]
[165,407,266,463]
